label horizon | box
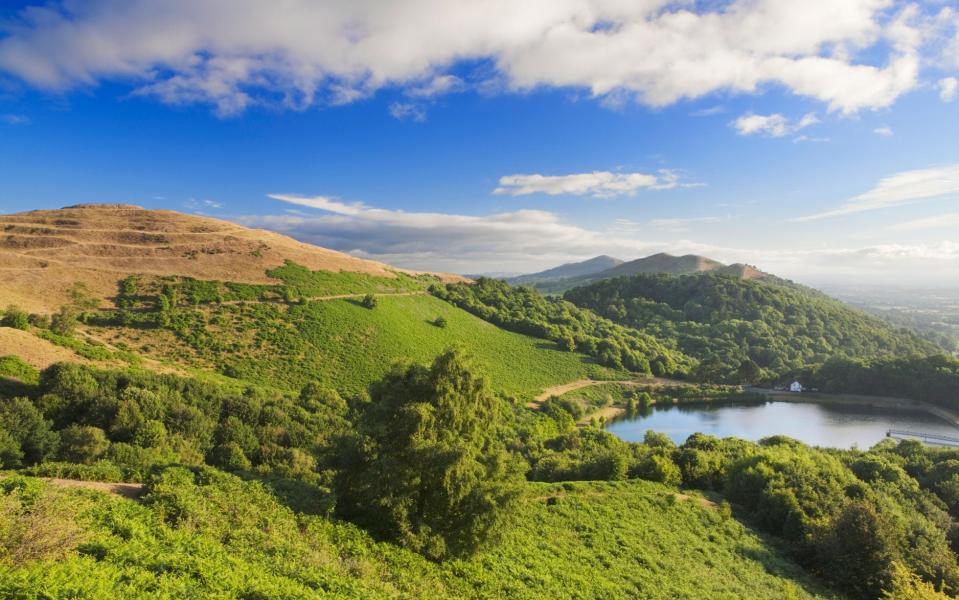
[1,1,958,286]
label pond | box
[604,399,959,449]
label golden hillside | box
[0,204,460,312]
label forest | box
[561,272,938,383]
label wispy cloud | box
[939,77,958,103]
[795,163,959,221]
[248,193,959,284]
[648,216,725,232]
[1,114,30,126]
[873,126,893,136]
[493,169,700,198]
[0,1,935,116]
[733,112,819,137]
[890,212,959,231]
[388,102,426,122]
[185,198,224,210]
[689,105,725,117]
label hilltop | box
[529,252,776,293]
[507,255,623,285]
[0,204,462,312]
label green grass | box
[267,261,438,296]
[103,294,618,399]
[0,356,38,385]
[0,470,837,599]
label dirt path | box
[43,478,145,499]
[529,376,690,408]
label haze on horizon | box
[1,0,958,287]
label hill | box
[563,272,938,382]
[0,204,463,312]
[531,252,776,293]
[507,255,623,285]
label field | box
[94,293,617,399]
[0,470,836,599]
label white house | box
[790,381,804,393]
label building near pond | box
[790,381,804,393]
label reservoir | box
[604,399,959,449]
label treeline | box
[432,278,693,377]
[807,355,959,411]
[563,273,936,383]
[0,363,350,483]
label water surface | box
[605,400,959,449]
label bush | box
[360,294,378,309]
[2,305,29,330]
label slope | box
[564,271,938,382]
[0,204,463,313]
[508,255,623,285]
[0,470,837,599]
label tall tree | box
[335,348,523,560]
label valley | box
[1,205,959,599]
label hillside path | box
[529,376,688,408]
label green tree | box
[360,294,377,309]
[58,425,109,464]
[336,348,523,560]
[0,397,59,465]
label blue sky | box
[1,1,959,285]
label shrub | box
[2,305,29,330]
[360,294,377,309]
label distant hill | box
[530,252,777,293]
[0,204,463,312]
[507,255,623,285]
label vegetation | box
[433,278,694,377]
[97,292,613,398]
[564,272,937,382]
[806,354,959,411]
[335,350,524,560]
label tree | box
[335,349,523,560]
[360,294,377,309]
[817,501,899,600]
[58,425,109,464]
[0,398,59,465]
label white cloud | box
[689,105,725,117]
[492,169,696,198]
[939,77,958,102]
[0,0,936,116]
[185,198,224,210]
[244,193,959,285]
[1,114,30,125]
[873,126,893,136]
[890,212,959,231]
[388,102,426,122]
[733,112,819,137]
[795,162,959,221]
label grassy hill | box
[0,470,836,599]
[533,252,775,293]
[96,290,613,399]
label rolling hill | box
[529,252,776,293]
[507,255,623,285]
[0,204,463,313]
[0,204,616,399]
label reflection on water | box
[604,400,959,449]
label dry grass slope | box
[0,204,463,312]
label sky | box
[1,1,958,286]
